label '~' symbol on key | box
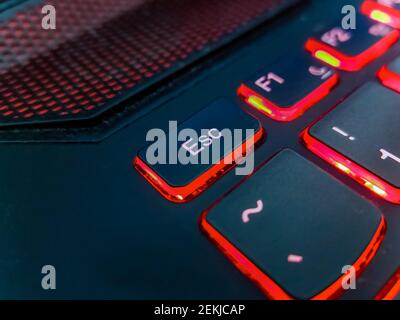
[241,200,263,224]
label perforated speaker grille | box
[0,0,288,126]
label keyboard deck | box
[0,0,399,299]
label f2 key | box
[237,53,338,122]
[306,14,399,71]
[362,0,400,29]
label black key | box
[237,52,338,122]
[304,82,400,204]
[362,0,400,29]
[305,14,399,71]
[378,56,400,92]
[201,150,385,300]
[375,267,400,300]
[134,99,264,203]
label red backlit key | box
[237,53,339,122]
[375,267,400,300]
[305,14,399,71]
[303,82,400,204]
[201,150,385,300]
[378,56,400,92]
[362,0,400,29]
[134,99,264,203]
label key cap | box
[362,0,400,29]
[378,56,400,92]
[134,99,264,203]
[237,53,339,122]
[201,150,385,300]
[303,82,400,204]
[305,14,399,71]
[375,267,400,300]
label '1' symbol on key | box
[380,149,400,165]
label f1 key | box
[306,14,399,71]
[134,99,264,203]
[201,150,385,300]
[303,82,400,204]
[237,53,338,122]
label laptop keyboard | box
[134,0,400,299]
[1,0,400,301]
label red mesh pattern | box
[0,0,146,72]
[0,0,285,125]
